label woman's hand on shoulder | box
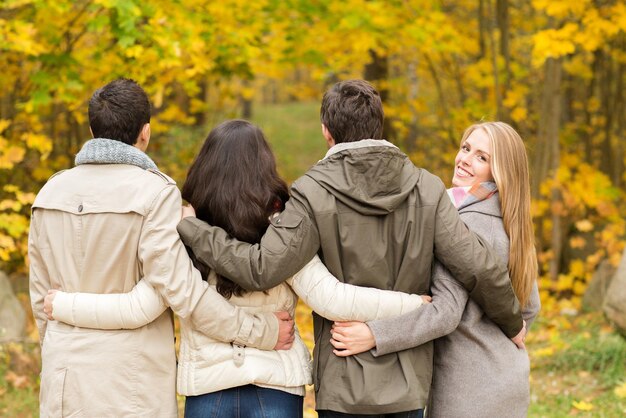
[181,205,196,220]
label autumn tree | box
[1,0,625,313]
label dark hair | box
[88,78,151,145]
[320,79,384,144]
[181,120,289,298]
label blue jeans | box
[184,384,303,418]
[317,410,424,418]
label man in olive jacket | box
[177,79,525,416]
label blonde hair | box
[460,122,538,307]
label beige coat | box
[29,164,279,418]
[50,254,424,397]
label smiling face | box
[452,128,494,187]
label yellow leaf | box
[614,3,626,32]
[0,234,15,250]
[510,107,528,123]
[573,281,587,296]
[532,24,578,67]
[572,400,593,411]
[5,21,46,56]
[32,166,55,182]
[556,274,574,291]
[614,381,626,398]
[153,86,165,109]
[124,45,145,58]
[0,119,10,133]
[569,259,586,278]
[576,219,594,232]
[0,199,21,211]
[17,191,35,205]
[3,184,19,194]
[240,86,255,100]
[563,55,593,79]
[569,236,586,249]
[0,146,25,169]
[22,133,53,159]
[533,346,554,357]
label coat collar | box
[323,139,398,160]
[458,192,502,218]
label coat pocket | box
[263,211,305,254]
[40,368,67,418]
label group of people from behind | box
[30,77,539,418]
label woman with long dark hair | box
[45,119,429,417]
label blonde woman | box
[331,121,541,417]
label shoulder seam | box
[48,169,68,181]
[147,169,176,185]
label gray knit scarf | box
[75,138,158,170]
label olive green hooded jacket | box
[177,139,522,414]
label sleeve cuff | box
[177,217,202,246]
[231,311,279,351]
[503,318,524,338]
[366,320,389,357]
[52,292,74,324]
[234,314,254,346]
[258,312,279,351]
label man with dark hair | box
[87,78,151,145]
[29,78,292,417]
[177,79,525,416]
[320,79,384,143]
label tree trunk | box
[533,58,563,280]
[533,58,562,196]
[194,79,208,127]
[487,0,503,120]
[239,78,253,119]
[241,98,253,119]
[613,52,624,188]
[599,49,614,181]
[478,0,488,104]
[582,52,600,165]
[496,0,511,92]
[453,56,467,106]
[424,53,456,148]
[405,58,420,153]
[478,0,486,60]
[364,49,395,140]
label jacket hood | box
[304,140,420,216]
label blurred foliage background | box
[1,0,625,416]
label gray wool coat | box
[368,193,541,418]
